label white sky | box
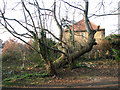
[0,0,119,43]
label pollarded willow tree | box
[0,0,118,76]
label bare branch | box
[0,16,32,39]
[89,13,120,18]
[1,11,68,58]
[12,31,32,38]
[61,0,84,12]
[2,0,6,14]
[0,16,35,36]
[21,0,38,39]
[84,1,91,34]
[53,0,63,41]
[28,2,53,12]
[0,13,40,54]
[22,2,28,28]
[35,0,43,29]
[20,21,68,46]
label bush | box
[2,39,23,64]
[2,38,44,66]
[111,48,120,60]
[80,34,120,60]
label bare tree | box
[0,0,118,76]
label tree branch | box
[89,13,120,18]
[61,0,84,12]
[84,1,91,34]
[53,0,63,41]
[21,0,39,39]
[28,2,53,12]
[0,22,39,54]
[0,16,35,37]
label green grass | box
[3,72,49,86]
[3,72,49,81]
[80,76,89,78]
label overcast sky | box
[0,0,119,43]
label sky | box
[0,0,119,43]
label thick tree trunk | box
[53,32,96,68]
[46,60,57,76]
[53,54,67,68]
[53,0,97,69]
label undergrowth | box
[3,72,49,86]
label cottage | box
[63,19,105,46]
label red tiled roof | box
[65,19,105,32]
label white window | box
[81,32,85,37]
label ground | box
[2,59,120,88]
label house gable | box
[63,19,105,44]
[64,19,105,32]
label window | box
[81,32,85,38]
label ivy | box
[111,48,120,60]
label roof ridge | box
[64,19,105,31]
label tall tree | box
[0,0,118,76]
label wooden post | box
[21,52,25,69]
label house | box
[63,19,105,45]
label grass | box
[3,72,49,81]
[2,71,49,86]
[80,76,90,78]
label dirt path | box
[33,77,119,88]
[2,76,119,88]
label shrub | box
[80,34,120,60]
[111,48,120,60]
[2,39,23,64]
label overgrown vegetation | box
[80,34,120,60]
[0,0,100,76]
[0,0,119,87]
[111,48,120,60]
[2,34,120,87]
[3,72,49,86]
[2,38,58,86]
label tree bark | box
[46,60,57,76]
